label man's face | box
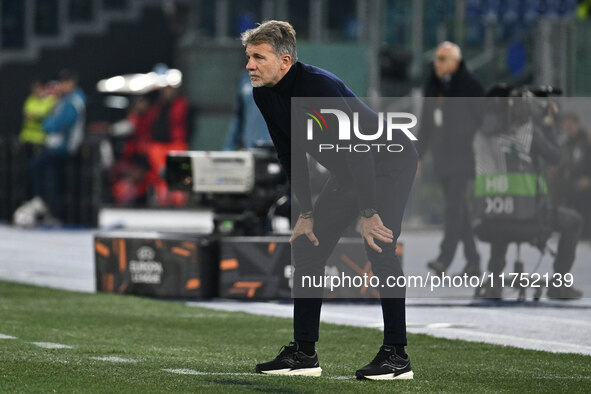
[434,47,460,78]
[245,43,287,87]
[59,79,76,95]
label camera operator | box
[418,42,484,278]
[548,113,591,239]
[481,87,583,299]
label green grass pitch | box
[0,281,589,392]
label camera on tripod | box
[484,84,562,134]
[165,145,289,236]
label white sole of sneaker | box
[261,367,322,377]
[363,370,414,380]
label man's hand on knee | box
[289,212,319,246]
[360,214,393,253]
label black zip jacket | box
[416,61,485,177]
[253,61,416,213]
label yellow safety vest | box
[577,0,591,19]
[19,94,56,144]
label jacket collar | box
[271,61,299,96]
[428,60,469,85]
[449,60,468,84]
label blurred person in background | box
[108,95,152,206]
[417,41,484,277]
[569,130,591,238]
[548,114,589,205]
[577,0,591,18]
[223,71,271,151]
[479,99,583,299]
[555,114,591,238]
[143,85,189,206]
[19,78,56,147]
[18,78,57,198]
[13,69,86,226]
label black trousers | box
[437,174,480,268]
[488,207,582,275]
[569,187,591,238]
[30,149,67,219]
[292,155,417,345]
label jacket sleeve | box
[268,115,313,213]
[532,124,561,166]
[290,144,313,213]
[43,102,77,134]
[310,79,378,210]
[254,92,314,213]
[344,143,377,210]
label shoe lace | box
[278,342,298,357]
[370,346,392,365]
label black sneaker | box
[356,345,413,380]
[474,279,502,300]
[255,342,322,376]
[547,283,583,300]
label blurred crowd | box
[10,54,591,248]
[12,66,191,227]
[13,69,85,226]
[107,84,189,208]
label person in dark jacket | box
[417,41,484,277]
[244,20,417,380]
[479,99,583,300]
[549,114,591,238]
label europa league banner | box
[94,232,218,298]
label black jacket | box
[253,61,416,212]
[416,61,485,177]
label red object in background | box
[144,95,189,207]
[122,111,152,158]
[88,121,111,134]
[144,95,189,145]
[111,93,190,207]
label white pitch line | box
[90,356,138,363]
[424,323,478,329]
[0,334,16,339]
[191,302,478,330]
[489,308,591,328]
[163,369,259,376]
[162,369,355,380]
[416,327,591,355]
[30,342,73,349]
